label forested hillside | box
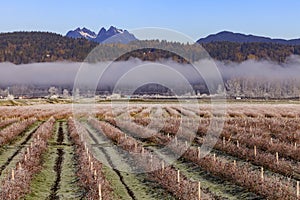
[1,32,300,64]
[0,32,97,64]
[202,42,300,63]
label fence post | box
[18,162,22,170]
[134,142,137,152]
[150,154,153,170]
[254,146,257,157]
[198,182,201,200]
[98,183,102,200]
[276,152,279,164]
[260,167,264,181]
[297,181,299,198]
[11,169,15,181]
[94,169,97,180]
[177,170,180,183]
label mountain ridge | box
[66,26,137,44]
[1,30,300,64]
[197,31,300,45]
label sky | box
[1,0,300,41]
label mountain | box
[94,26,137,43]
[66,27,97,40]
[66,26,137,44]
[0,31,98,64]
[197,31,300,45]
[1,31,300,64]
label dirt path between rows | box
[0,123,40,178]
[48,122,66,199]
[25,121,81,200]
[84,124,137,200]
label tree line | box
[1,32,300,64]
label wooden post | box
[198,147,201,159]
[198,182,201,200]
[233,160,236,167]
[260,167,264,181]
[11,169,15,181]
[94,169,97,180]
[236,140,239,148]
[295,142,297,150]
[134,142,137,152]
[213,153,216,162]
[177,170,180,183]
[98,183,102,200]
[223,137,225,145]
[297,181,299,198]
[276,152,279,164]
[18,162,22,170]
[254,146,257,157]
[150,154,153,170]
[37,134,40,140]
[90,162,93,171]
[270,138,273,144]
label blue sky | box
[1,0,300,41]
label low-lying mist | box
[0,55,300,96]
[217,55,300,80]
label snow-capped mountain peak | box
[107,26,124,34]
[66,26,137,44]
[66,27,97,40]
[78,30,96,39]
